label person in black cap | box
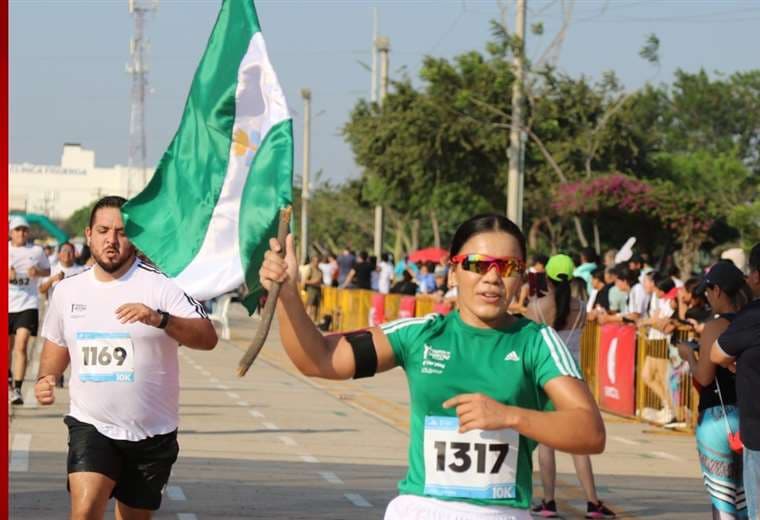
[677,260,753,517]
[711,243,760,520]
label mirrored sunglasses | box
[450,254,526,278]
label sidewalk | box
[9,302,710,519]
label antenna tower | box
[126,0,158,197]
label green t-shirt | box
[381,310,582,509]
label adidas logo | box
[504,351,520,362]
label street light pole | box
[374,36,390,258]
[507,0,526,229]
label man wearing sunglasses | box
[711,243,760,520]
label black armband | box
[345,330,378,379]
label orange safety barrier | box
[579,320,600,400]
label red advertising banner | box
[597,324,637,416]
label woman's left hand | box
[443,393,517,433]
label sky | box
[9,0,760,186]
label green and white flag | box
[122,0,292,313]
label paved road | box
[10,303,711,519]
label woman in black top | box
[677,261,754,519]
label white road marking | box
[319,471,343,484]
[218,384,230,390]
[300,455,319,463]
[652,451,681,461]
[166,485,187,501]
[237,400,250,407]
[344,493,372,508]
[177,514,198,520]
[10,434,32,472]
[248,410,264,418]
[278,436,297,447]
[611,435,642,446]
[200,370,210,376]
[225,391,240,400]
[209,377,219,383]
[262,422,278,430]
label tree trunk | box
[411,219,420,252]
[573,217,589,248]
[528,218,543,253]
[593,219,601,254]
[430,209,441,250]
[393,218,405,262]
[675,232,703,278]
[544,217,559,254]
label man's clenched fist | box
[35,375,57,405]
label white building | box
[8,144,153,221]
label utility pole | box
[300,88,312,263]
[374,36,390,258]
[126,0,158,197]
[506,0,526,229]
[370,7,378,103]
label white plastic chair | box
[208,293,233,340]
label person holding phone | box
[677,261,753,518]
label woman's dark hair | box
[449,214,526,259]
[725,280,754,310]
[650,271,675,294]
[548,274,572,330]
[613,263,638,286]
[88,195,127,228]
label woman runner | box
[259,214,606,519]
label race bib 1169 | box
[76,332,135,383]
[423,416,519,500]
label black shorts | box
[64,416,179,511]
[8,308,39,336]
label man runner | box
[9,214,51,405]
[35,196,217,519]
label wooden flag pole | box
[237,206,292,377]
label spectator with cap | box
[711,243,760,519]
[8,215,51,405]
[527,254,616,519]
[677,260,753,517]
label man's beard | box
[94,246,135,274]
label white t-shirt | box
[647,294,675,340]
[378,261,394,294]
[318,262,334,286]
[627,283,650,317]
[41,258,207,441]
[9,242,50,312]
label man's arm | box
[35,340,70,405]
[115,303,218,350]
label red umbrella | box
[407,247,449,264]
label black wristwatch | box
[157,310,171,329]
